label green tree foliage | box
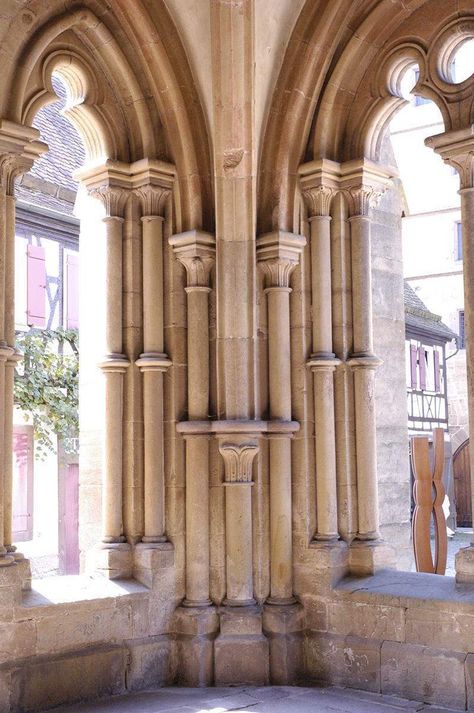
[14,328,79,459]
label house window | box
[459,310,465,349]
[455,221,463,261]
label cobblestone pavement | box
[45,686,463,712]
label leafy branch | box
[14,328,79,459]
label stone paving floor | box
[45,686,462,713]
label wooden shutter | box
[418,346,426,390]
[12,426,34,542]
[434,350,440,392]
[58,463,80,575]
[66,253,79,329]
[410,344,418,389]
[26,244,46,327]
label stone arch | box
[258,0,442,234]
[0,1,212,231]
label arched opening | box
[386,42,473,573]
[12,74,85,577]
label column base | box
[263,602,304,684]
[134,541,174,588]
[307,539,349,587]
[214,605,269,685]
[88,542,132,579]
[172,605,219,686]
[455,545,474,583]
[0,554,15,568]
[349,539,396,576]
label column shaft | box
[353,366,379,539]
[313,367,339,539]
[350,215,373,356]
[308,211,339,541]
[142,216,164,354]
[101,213,128,544]
[460,187,474,541]
[142,369,166,542]
[187,288,210,420]
[3,193,16,556]
[184,435,211,604]
[138,212,170,545]
[103,370,125,542]
[267,287,293,601]
[348,211,380,540]
[104,217,124,356]
[224,482,254,604]
[310,216,333,355]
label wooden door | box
[12,426,34,542]
[453,439,472,527]
[58,462,79,574]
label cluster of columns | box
[81,159,174,576]
[299,159,391,566]
[0,123,46,569]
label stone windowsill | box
[20,574,149,611]
[336,568,474,609]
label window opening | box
[13,75,84,578]
[389,49,473,574]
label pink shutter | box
[12,427,34,542]
[66,253,79,329]
[410,344,418,389]
[434,350,440,392]
[418,346,426,390]
[27,244,46,327]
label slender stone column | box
[0,136,46,568]
[426,131,474,581]
[299,160,342,543]
[341,162,391,555]
[170,230,215,606]
[219,439,259,605]
[257,231,305,603]
[87,179,131,575]
[135,184,172,547]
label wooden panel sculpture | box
[411,428,447,575]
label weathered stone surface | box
[305,633,382,692]
[214,633,270,686]
[126,636,172,691]
[328,601,405,641]
[10,645,127,713]
[405,606,474,652]
[381,641,466,710]
[466,653,474,712]
[0,621,36,665]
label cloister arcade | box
[0,1,473,711]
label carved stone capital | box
[425,126,474,190]
[89,185,129,218]
[169,230,216,288]
[219,440,259,484]
[256,231,306,289]
[298,158,341,217]
[135,184,170,217]
[339,159,393,217]
[0,120,47,196]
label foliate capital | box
[339,159,393,218]
[135,184,170,217]
[89,185,129,218]
[298,158,341,217]
[169,230,215,288]
[425,126,474,190]
[219,441,259,483]
[0,120,47,196]
[256,230,306,289]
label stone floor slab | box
[42,686,465,713]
